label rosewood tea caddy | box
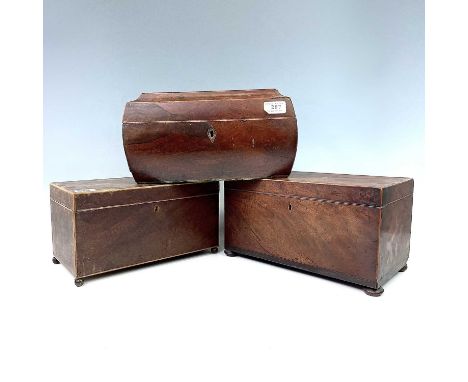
[50,178,219,286]
[224,172,414,296]
[122,89,297,183]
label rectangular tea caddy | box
[224,172,414,296]
[50,178,219,286]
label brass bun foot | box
[363,287,384,297]
[224,250,237,257]
[74,279,84,287]
[210,247,219,254]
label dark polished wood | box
[50,178,219,286]
[224,172,413,295]
[224,249,237,257]
[363,287,385,297]
[122,89,297,183]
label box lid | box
[50,177,219,211]
[122,88,296,124]
[225,172,413,207]
[136,89,282,102]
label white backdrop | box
[2,1,467,382]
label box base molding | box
[53,246,219,287]
[224,247,408,297]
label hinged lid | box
[122,88,296,124]
[50,177,219,212]
[225,172,413,207]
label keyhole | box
[207,127,216,143]
[154,205,160,212]
[288,203,292,211]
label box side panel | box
[74,194,219,278]
[378,195,413,286]
[50,200,76,276]
[225,190,380,288]
[50,183,74,210]
[382,179,414,206]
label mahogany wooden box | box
[122,89,297,183]
[224,172,414,296]
[50,178,219,286]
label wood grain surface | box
[122,89,297,183]
[50,178,219,281]
[225,172,414,290]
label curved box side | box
[122,89,298,183]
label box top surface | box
[135,89,282,102]
[283,172,411,188]
[123,88,296,123]
[50,177,219,211]
[52,177,171,193]
[225,172,413,207]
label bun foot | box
[210,247,219,254]
[52,257,60,264]
[74,279,84,287]
[224,250,237,257]
[363,287,384,297]
[399,264,408,272]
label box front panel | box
[123,117,297,183]
[74,194,218,278]
[225,190,380,287]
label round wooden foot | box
[399,264,408,272]
[363,287,384,297]
[224,250,237,257]
[74,279,84,287]
[210,247,219,254]
[52,257,60,264]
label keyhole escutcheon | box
[207,126,217,143]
